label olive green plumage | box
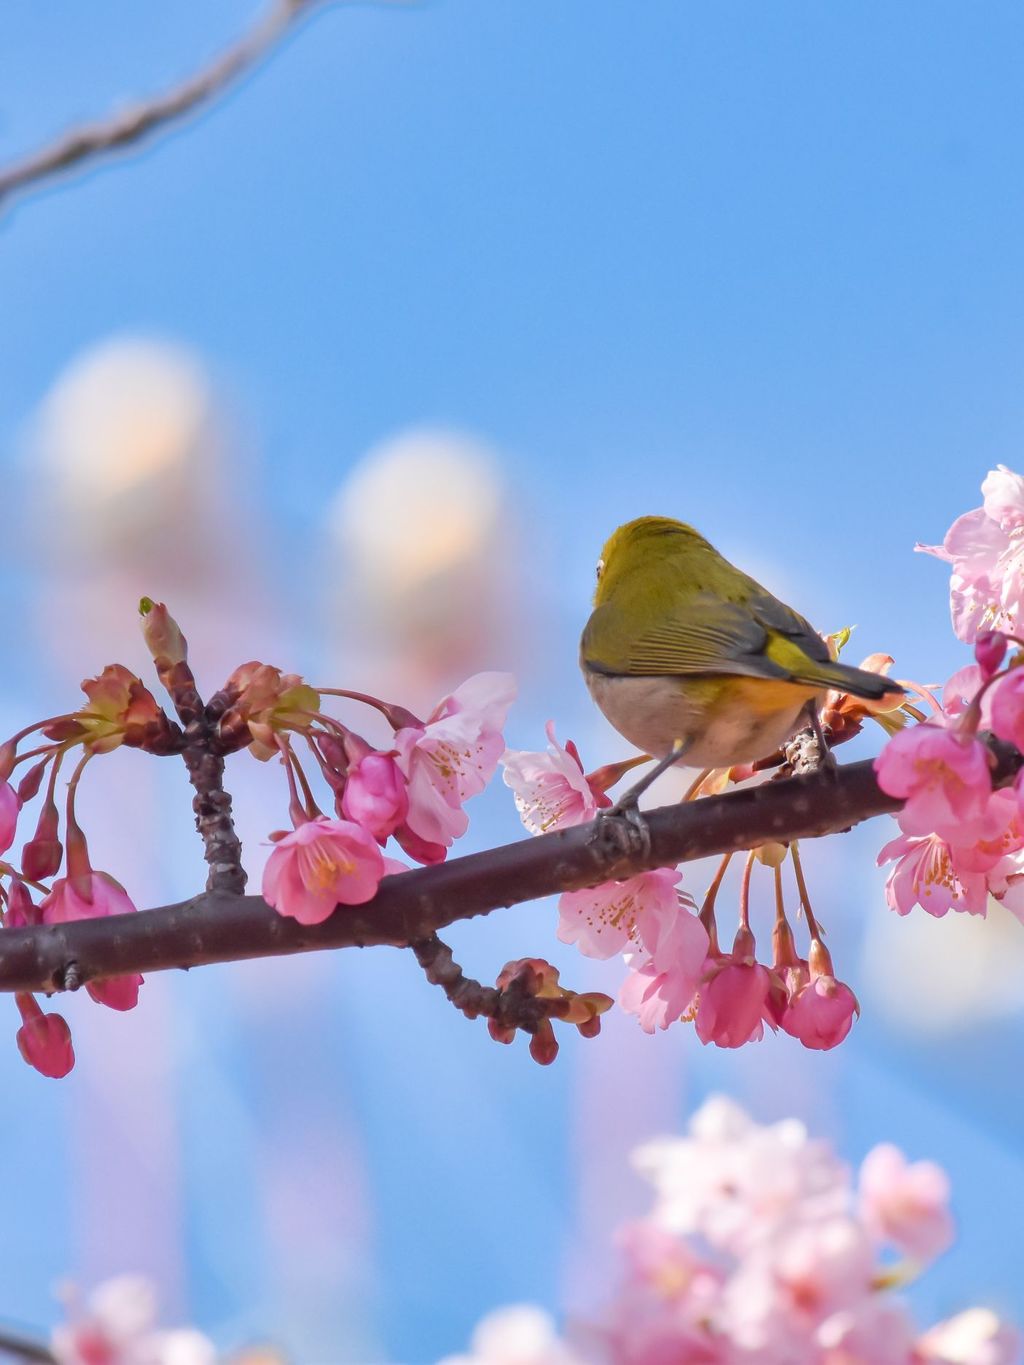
[579,516,899,768]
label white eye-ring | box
[595,557,605,581]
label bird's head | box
[593,516,708,604]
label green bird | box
[580,516,902,772]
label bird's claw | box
[597,796,652,861]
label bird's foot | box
[597,795,652,861]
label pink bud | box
[487,1019,516,1045]
[5,881,39,928]
[393,822,448,866]
[0,781,19,856]
[16,759,48,804]
[139,598,188,665]
[86,974,143,1011]
[782,975,859,1050]
[695,960,773,1048]
[341,754,410,842]
[22,798,62,880]
[15,994,74,1078]
[975,630,1008,679]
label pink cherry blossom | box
[618,908,711,1033]
[781,974,859,1051]
[694,959,774,1049]
[52,1275,217,1365]
[340,753,409,842]
[878,830,989,917]
[15,993,74,1078]
[816,1297,919,1365]
[918,465,1024,641]
[0,779,18,855]
[86,975,144,1012]
[394,673,514,849]
[262,817,385,924]
[858,1143,954,1262]
[916,1308,1021,1365]
[875,723,992,841]
[989,669,1024,753]
[393,821,448,866]
[41,872,138,925]
[501,721,603,834]
[557,867,683,960]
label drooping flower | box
[340,753,409,842]
[781,973,859,1051]
[15,994,74,1078]
[501,721,606,834]
[262,817,385,924]
[557,867,685,960]
[41,871,138,925]
[86,975,144,1012]
[874,723,992,842]
[877,830,989,917]
[858,1143,954,1263]
[0,779,19,854]
[694,958,774,1049]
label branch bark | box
[0,758,900,995]
[0,0,321,210]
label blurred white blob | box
[861,890,1024,1034]
[33,337,230,578]
[438,1304,581,1365]
[325,428,523,703]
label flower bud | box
[139,598,188,666]
[975,630,1008,680]
[15,994,74,1078]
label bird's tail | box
[789,659,904,702]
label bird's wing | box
[583,596,795,679]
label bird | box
[580,516,902,779]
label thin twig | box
[0,757,908,994]
[0,0,320,210]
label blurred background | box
[1,1,1023,1359]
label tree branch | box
[0,758,901,995]
[0,0,321,211]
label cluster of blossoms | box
[502,677,918,1052]
[0,599,517,1078]
[444,1097,1019,1365]
[52,1276,217,1365]
[876,467,1024,921]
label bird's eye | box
[595,558,605,581]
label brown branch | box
[0,1327,55,1364]
[0,0,321,210]
[0,758,902,995]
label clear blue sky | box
[1,2,1023,1360]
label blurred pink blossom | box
[858,1143,954,1262]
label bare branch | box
[0,1327,55,1364]
[0,758,903,995]
[0,0,322,210]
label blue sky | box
[1,2,1023,1360]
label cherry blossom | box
[396,672,515,850]
[874,723,992,841]
[694,957,774,1049]
[501,721,606,834]
[877,831,990,917]
[340,752,409,842]
[556,867,685,960]
[858,1142,954,1262]
[437,1305,583,1365]
[15,993,74,1079]
[86,975,144,1012]
[780,972,859,1051]
[262,817,385,924]
[0,779,18,854]
[41,871,138,924]
[52,1275,216,1365]
[447,1100,1016,1365]
[918,464,1024,641]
